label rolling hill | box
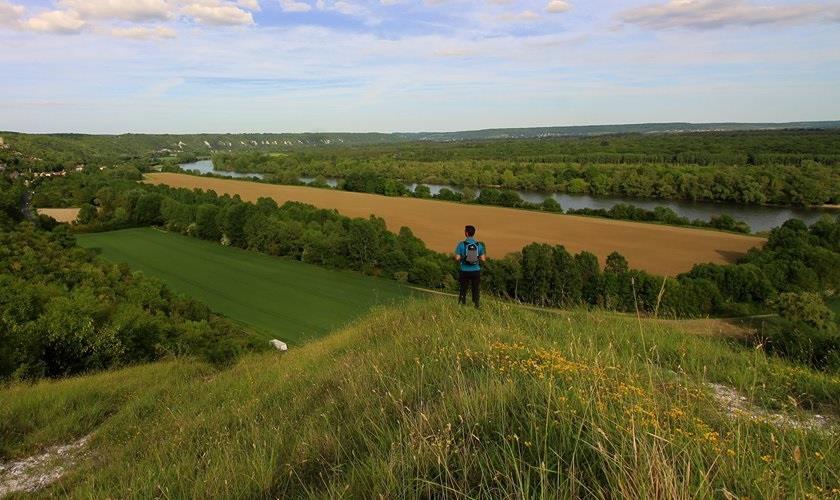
[4,120,840,156]
[2,299,838,497]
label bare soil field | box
[37,208,80,223]
[145,173,766,276]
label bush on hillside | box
[772,292,835,330]
[0,221,258,381]
[757,292,840,372]
[760,319,840,373]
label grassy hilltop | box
[3,299,838,498]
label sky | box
[1,0,839,134]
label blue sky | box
[1,0,839,133]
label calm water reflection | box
[181,160,265,180]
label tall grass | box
[2,298,839,498]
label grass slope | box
[77,228,412,343]
[2,299,839,498]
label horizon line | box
[3,119,840,137]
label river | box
[181,160,835,233]
[181,159,267,180]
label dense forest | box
[28,168,840,372]
[211,130,840,206]
[4,121,838,171]
[0,174,259,382]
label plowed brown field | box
[145,173,766,276]
[37,208,80,223]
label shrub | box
[761,318,840,372]
[0,222,256,381]
[771,292,835,330]
[412,184,431,198]
[540,197,563,213]
[77,203,97,224]
[408,256,445,288]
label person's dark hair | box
[465,225,476,237]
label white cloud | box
[110,25,177,39]
[620,0,839,30]
[279,0,312,12]
[314,0,369,17]
[0,0,24,27]
[501,10,540,22]
[3,0,259,36]
[57,0,172,22]
[180,1,255,25]
[546,0,571,14]
[332,1,366,16]
[25,9,86,34]
[237,0,260,10]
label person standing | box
[454,225,486,308]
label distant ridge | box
[395,121,840,142]
[2,121,839,153]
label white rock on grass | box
[708,383,836,433]
[0,434,92,497]
[269,339,288,351]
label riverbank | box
[185,168,755,235]
[179,159,832,232]
[145,172,765,276]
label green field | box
[77,228,414,343]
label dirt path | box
[145,173,766,276]
[20,190,34,221]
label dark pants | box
[459,270,481,307]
